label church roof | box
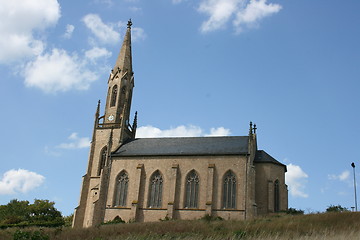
[254,150,287,171]
[112,136,250,157]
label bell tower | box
[73,19,136,228]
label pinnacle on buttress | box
[249,121,253,135]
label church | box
[72,20,288,228]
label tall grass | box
[1,212,360,240]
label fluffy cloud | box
[198,0,238,32]
[0,0,60,63]
[205,127,231,136]
[63,24,75,39]
[328,171,350,182]
[57,132,91,149]
[233,0,282,33]
[286,163,309,198]
[0,169,45,195]
[132,27,147,42]
[82,14,120,45]
[136,125,231,138]
[85,47,112,61]
[24,48,97,93]
[198,0,281,33]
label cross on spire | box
[127,19,132,29]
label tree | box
[326,204,349,212]
[0,199,30,224]
[0,199,64,227]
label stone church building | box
[73,21,288,228]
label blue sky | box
[1,0,360,216]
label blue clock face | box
[108,115,114,121]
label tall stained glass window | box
[148,171,163,208]
[185,170,199,208]
[222,170,236,209]
[114,171,129,207]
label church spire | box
[103,19,136,145]
[113,19,133,74]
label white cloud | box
[24,48,98,93]
[198,0,239,33]
[132,27,147,41]
[136,125,231,138]
[57,132,91,149]
[63,24,75,39]
[205,127,231,136]
[0,0,61,63]
[286,163,309,198]
[233,0,282,33]
[197,0,281,34]
[82,14,120,45]
[85,47,112,61]
[328,170,350,182]
[0,169,45,195]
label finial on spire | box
[253,124,257,134]
[127,19,132,29]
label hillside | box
[1,212,360,240]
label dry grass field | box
[1,212,360,240]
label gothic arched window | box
[185,170,199,208]
[97,146,107,176]
[118,86,126,108]
[110,85,118,107]
[274,179,280,212]
[114,171,129,207]
[148,170,163,208]
[222,170,236,209]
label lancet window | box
[185,170,199,208]
[97,146,107,176]
[148,171,163,208]
[114,171,129,207]
[110,85,118,107]
[222,170,236,209]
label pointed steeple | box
[113,19,133,74]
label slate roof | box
[254,150,287,171]
[112,136,249,157]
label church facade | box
[73,21,288,228]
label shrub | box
[13,229,49,240]
[286,208,304,215]
[102,216,125,225]
[326,204,349,212]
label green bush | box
[326,204,349,212]
[102,216,125,225]
[13,229,49,240]
[286,207,304,215]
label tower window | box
[222,170,236,209]
[274,179,280,212]
[114,171,129,207]
[185,170,199,208]
[110,85,118,107]
[148,170,163,208]
[97,146,107,176]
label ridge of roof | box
[112,136,249,157]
